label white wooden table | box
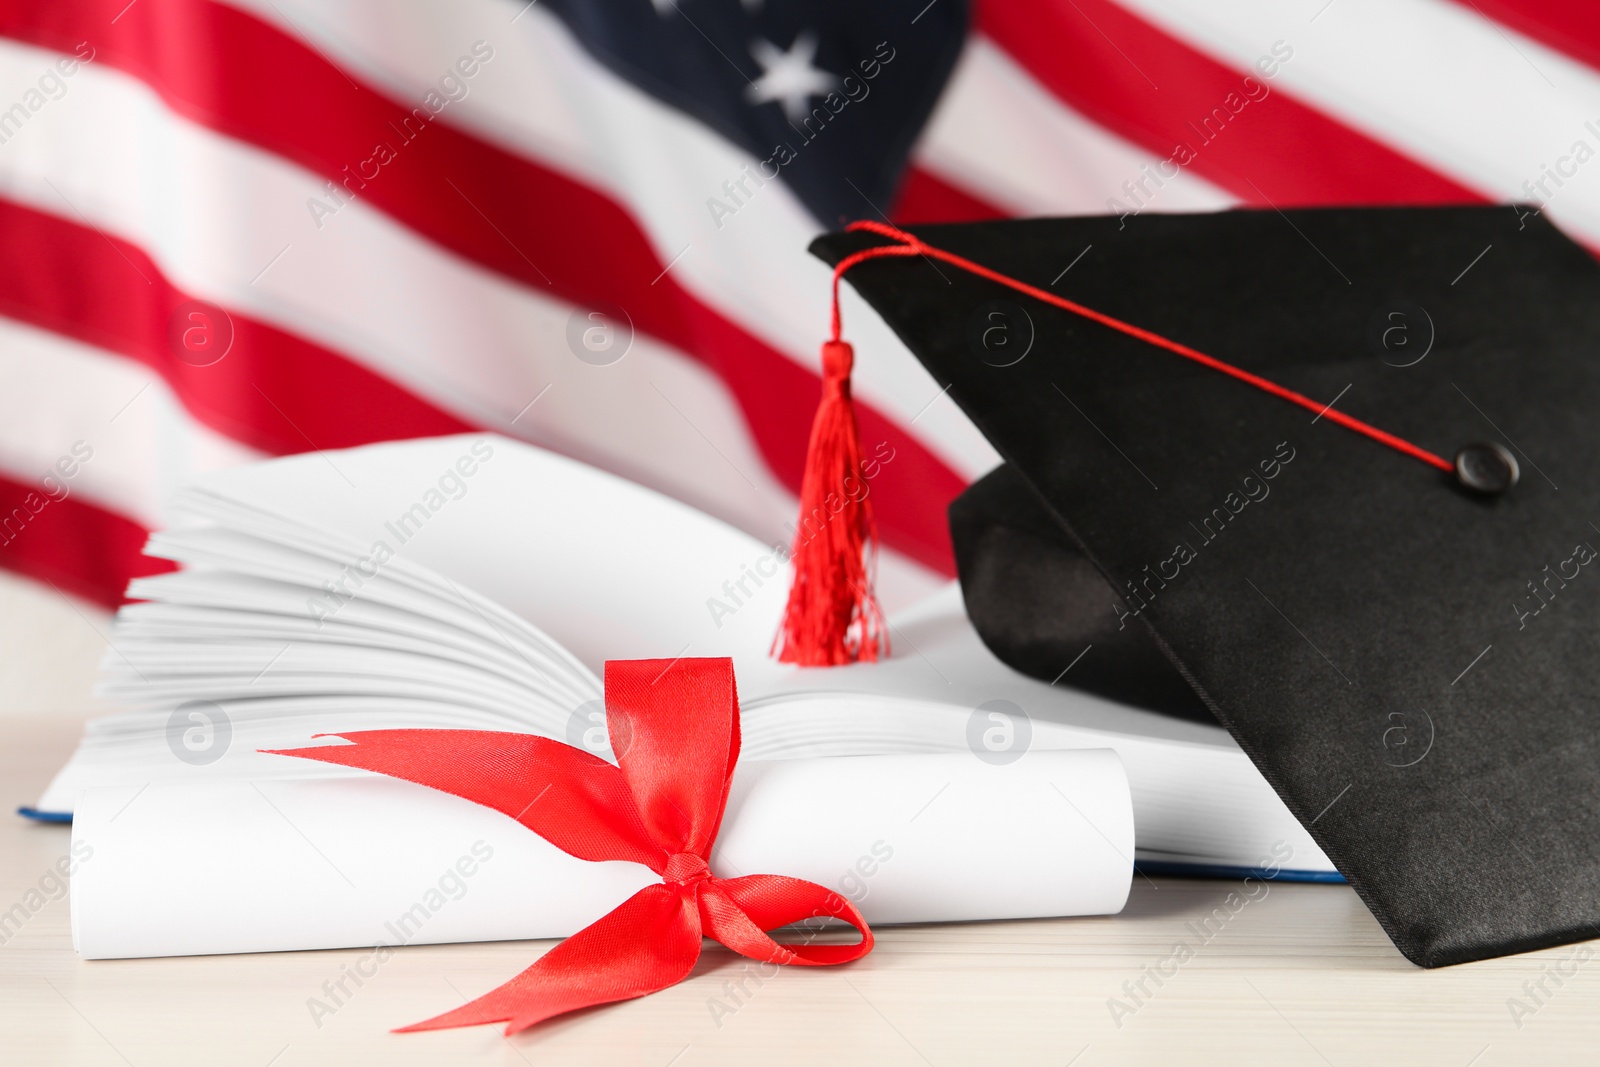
[0,572,1594,1065]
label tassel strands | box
[772,239,920,666]
[774,338,886,665]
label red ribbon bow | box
[266,657,873,1034]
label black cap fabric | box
[948,461,1215,724]
[812,206,1600,967]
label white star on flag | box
[745,32,838,124]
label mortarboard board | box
[800,205,1600,967]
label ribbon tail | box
[396,883,702,1036]
[264,729,662,867]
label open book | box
[32,434,1333,878]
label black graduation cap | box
[810,206,1600,967]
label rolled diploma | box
[72,749,1132,959]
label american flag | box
[0,0,1589,611]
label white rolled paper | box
[72,749,1132,959]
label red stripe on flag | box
[0,0,963,575]
[976,1,1485,206]
[1447,1,1600,75]
[0,197,473,455]
[0,474,171,608]
[892,166,1011,225]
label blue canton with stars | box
[533,0,969,226]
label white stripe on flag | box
[1116,0,1600,244]
[0,315,260,529]
[915,36,1238,217]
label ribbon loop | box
[701,874,874,967]
[606,657,740,860]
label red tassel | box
[775,232,924,666]
[773,337,887,666]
